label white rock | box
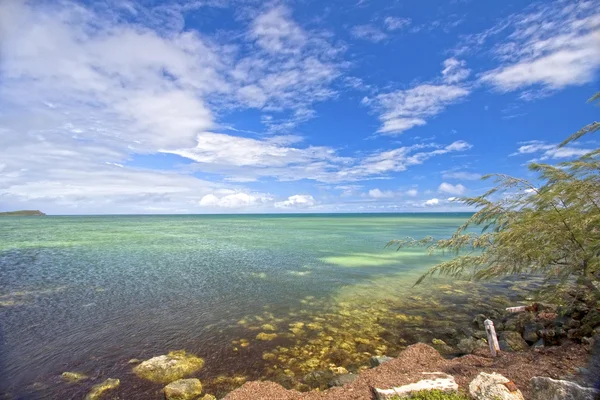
[469,372,524,400]
[374,372,458,400]
[530,376,600,400]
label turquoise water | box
[0,214,529,398]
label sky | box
[0,0,599,214]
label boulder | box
[581,310,600,328]
[303,370,334,389]
[499,331,529,352]
[370,355,393,367]
[457,337,487,354]
[522,322,541,343]
[568,325,594,341]
[200,395,217,400]
[472,314,487,330]
[61,371,88,383]
[164,378,203,400]
[469,372,524,400]
[133,350,205,383]
[530,376,600,400]
[374,372,458,400]
[328,373,357,388]
[84,378,120,400]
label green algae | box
[133,350,204,383]
[61,371,88,383]
[256,332,278,341]
[84,378,120,400]
[164,378,203,400]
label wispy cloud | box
[438,182,466,195]
[350,24,388,42]
[512,140,592,160]
[472,1,600,93]
[384,17,411,31]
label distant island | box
[0,210,46,216]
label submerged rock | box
[530,376,600,400]
[84,378,120,400]
[457,337,487,354]
[469,372,524,400]
[133,350,205,383]
[328,373,357,388]
[499,331,529,352]
[61,371,88,383]
[164,378,203,400]
[256,332,278,341]
[369,355,393,367]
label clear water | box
[0,214,530,399]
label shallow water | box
[0,214,533,399]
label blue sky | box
[0,0,598,214]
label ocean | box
[0,214,533,399]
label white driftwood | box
[484,319,500,357]
[505,306,529,313]
[374,372,458,400]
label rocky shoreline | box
[61,290,600,400]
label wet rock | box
[374,372,458,400]
[499,331,529,352]
[530,376,600,400]
[164,378,203,400]
[540,328,566,346]
[472,314,487,330]
[133,350,205,383]
[200,395,217,400]
[472,330,487,340]
[469,372,524,400]
[303,370,334,389]
[565,319,582,330]
[369,355,393,367]
[61,372,87,383]
[328,373,357,388]
[431,338,447,346]
[84,378,120,400]
[568,325,594,341]
[457,337,487,354]
[581,310,600,329]
[522,323,541,343]
[127,358,141,365]
[566,303,590,320]
[531,338,545,350]
[439,327,459,339]
[256,332,278,341]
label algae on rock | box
[84,378,120,400]
[164,378,203,400]
[133,350,204,383]
[61,371,88,383]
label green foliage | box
[388,93,600,297]
[389,389,471,400]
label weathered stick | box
[484,319,500,357]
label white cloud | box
[199,192,272,208]
[350,25,388,42]
[363,58,471,135]
[405,188,418,197]
[424,198,440,206]
[512,141,592,160]
[438,182,466,195]
[250,6,306,54]
[368,188,394,198]
[274,194,316,208]
[441,58,471,84]
[384,17,411,31]
[476,2,600,92]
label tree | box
[388,93,600,298]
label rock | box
[200,395,217,400]
[568,325,594,341]
[472,330,487,340]
[457,337,487,354]
[581,310,600,328]
[565,319,582,330]
[531,338,545,350]
[256,332,278,341]
[369,355,393,367]
[472,314,487,330]
[540,328,566,346]
[128,358,141,365]
[164,378,203,400]
[133,350,205,383]
[499,331,529,352]
[439,327,459,339]
[84,378,120,400]
[522,323,540,343]
[431,338,447,346]
[374,372,458,400]
[303,370,334,389]
[328,373,357,388]
[61,371,88,383]
[469,372,524,400]
[530,376,600,400]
